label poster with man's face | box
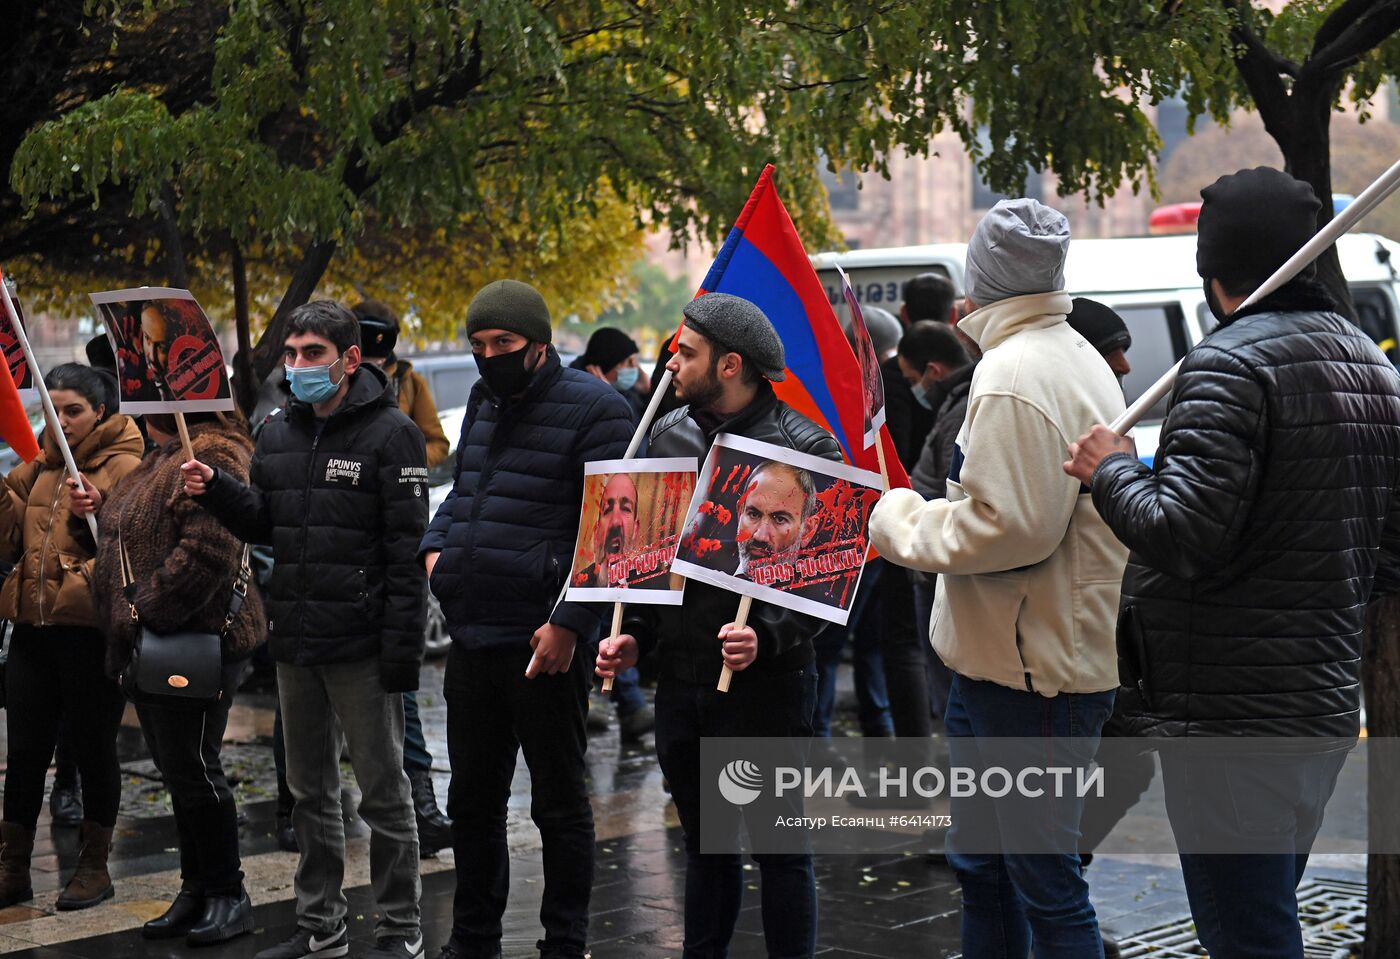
[671,433,883,625]
[88,287,234,413]
[564,458,697,604]
[836,264,886,449]
[0,289,35,401]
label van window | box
[1116,304,1190,423]
[819,265,955,318]
[431,367,478,410]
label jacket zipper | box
[297,430,321,661]
[36,469,65,626]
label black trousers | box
[3,624,125,828]
[444,643,593,958]
[877,564,933,738]
[137,661,245,896]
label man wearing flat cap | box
[1065,168,1400,956]
[869,198,1129,958]
[419,279,633,959]
[595,292,841,958]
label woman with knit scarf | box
[0,364,144,911]
[77,409,266,945]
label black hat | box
[578,327,639,373]
[1197,167,1321,290]
[1067,298,1131,355]
[85,333,115,371]
[681,293,786,381]
[351,300,400,358]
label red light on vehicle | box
[1149,202,1202,235]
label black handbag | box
[118,529,250,706]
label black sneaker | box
[253,924,349,959]
[366,934,425,959]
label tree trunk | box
[1363,594,1400,959]
[249,240,337,385]
[157,183,189,289]
[229,243,257,416]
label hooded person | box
[869,198,1129,959]
[1064,167,1400,959]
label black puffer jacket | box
[624,385,843,684]
[420,348,633,649]
[1091,283,1400,739]
[198,364,429,690]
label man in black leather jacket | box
[1066,167,1400,959]
[596,293,840,959]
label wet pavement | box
[0,657,1370,958]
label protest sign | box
[565,458,696,605]
[0,287,34,401]
[671,433,882,626]
[835,263,885,450]
[89,287,234,413]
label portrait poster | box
[836,263,886,449]
[0,290,35,401]
[88,287,234,413]
[564,457,698,605]
[671,433,883,625]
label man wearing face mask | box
[419,280,632,959]
[180,301,429,959]
[570,327,650,421]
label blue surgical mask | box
[285,358,345,405]
[911,381,934,410]
[613,366,640,392]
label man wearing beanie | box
[595,292,841,958]
[352,300,451,468]
[1066,167,1400,957]
[419,279,633,959]
[570,326,651,423]
[869,198,1129,958]
[1066,298,1131,381]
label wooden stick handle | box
[874,435,890,491]
[175,410,195,464]
[717,594,754,693]
[601,602,624,693]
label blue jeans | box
[608,667,646,718]
[813,560,893,738]
[944,674,1114,959]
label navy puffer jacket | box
[1091,282,1400,739]
[420,348,633,649]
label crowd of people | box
[0,164,1393,959]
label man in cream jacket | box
[870,199,1128,959]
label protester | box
[351,299,454,856]
[1066,297,1131,382]
[596,292,841,959]
[0,364,143,910]
[570,327,657,744]
[901,320,972,722]
[870,199,1128,958]
[572,327,651,421]
[899,272,957,327]
[80,410,265,944]
[1064,167,1400,959]
[182,301,428,959]
[419,280,632,959]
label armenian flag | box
[688,165,909,488]
[0,272,38,464]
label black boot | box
[408,770,452,856]
[186,887,253,946]
[48,760,82,828]
[143,885,205,939]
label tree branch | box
[1308,0,1400,77]
[1223,0,1297,148]
[1227,0,1301,78]
[1314,0,1383,53]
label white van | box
[813,232,1400,463]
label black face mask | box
[475,344,539,398]
[1203,278,1229,325]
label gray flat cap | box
[964,198,1071,306]
[682,293,786,381]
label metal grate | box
[1109,877,1366,959]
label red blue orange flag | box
[0,271,38,464]
[684,165,909,488]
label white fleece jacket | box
[869,291,1129,696]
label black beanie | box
[1067,298,1131,355]
[1197,167,1320,290]
[581,328,639,373]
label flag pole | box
[1111,156,1400,436]
[0,283,99,540]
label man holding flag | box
[597,293,840,959]
[1064,167,1400,958]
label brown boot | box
[56,821,113,910]
[0,822,34,907]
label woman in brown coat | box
[82,410,265,945]
[0,364,144,910]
